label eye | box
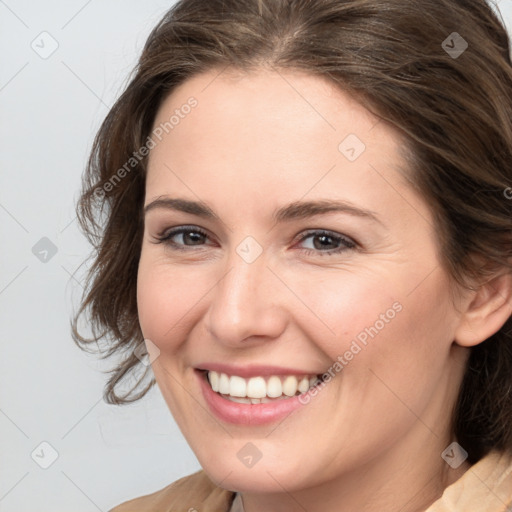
[296,229,356,256]
[154,225,212,249]
[153,226,357,256]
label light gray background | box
[1,1,512,511]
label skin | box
[136,67,512,512]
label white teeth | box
[228,396,252,404]
[207,370,320,400]
[230,375,247,397]
[298,376,310,393]
[266,376,282,398]
[246,376,266,398]
[209,370,219,392]
[282,375,298,397]
[218,373,230,394]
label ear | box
[454,271,512,347]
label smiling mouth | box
[204,370,321,404]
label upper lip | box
[195,363,321,378]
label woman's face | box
[137,68,469,494]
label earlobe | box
[454,271,512,347]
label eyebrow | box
[272,199,382,225]
[144,197,219,219]
[143,197,382,225]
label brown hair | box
[73,0,512,464]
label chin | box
[203,462,298,494]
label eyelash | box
[154,225,357,256]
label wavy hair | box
[73,0,512,464]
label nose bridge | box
[205,245,286,345]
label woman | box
[73,0,512,510]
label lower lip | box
[196,371,314,425]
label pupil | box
[314,234,335,250]
[186,231,204,244]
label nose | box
[204,248,288,347]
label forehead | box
[145,67,431,232]
[149,67,385,164]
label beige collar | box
[229,450,512,512]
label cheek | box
[290,266,454,385]
[136,253,205,349]
[340,279,455,411]
[283,268,404,359]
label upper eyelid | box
[159,224,209,237]
[296,229,354,241]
